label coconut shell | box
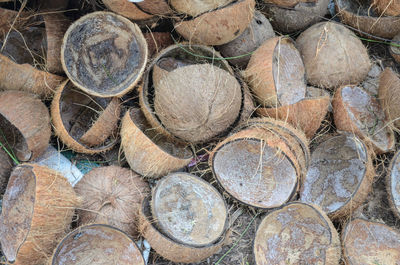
[372,0,400,16]
[51,80,120,154]
[139,197,227,263]
[135,0,173,15]
[300,134,375,220]
[74,166,149,238]
[0,147,12,194]
[170,0,234,16]
[0,90,51,161]
[263,0,317,7]
[342,219,400,265]
[257,87,330,139]
[332,85,395,154]
[102,0,155,21]
[50,224,145,265]
[296,22,371,90]
[143,32,173,58]
[0,8,33,37]
[61,11,148,98]
[121,108,193,178]
[378,68,400,129]
[174,0,255,46]
[386,150,400,219]
[244,36,307,107]
[390,33,400,63]
[0,163,80,265]
[254,202,341,265]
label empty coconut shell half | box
[170,0,234,16]
[332,85,395,154]
[342,219,400,264]
[51,80,121,154]
[0,163,80,265]
[50,224,145,265]
[254,202,341,265]
[61,11,148,97]
[174,0,255,45]
[378,68,400,130]
[390,33,400,63]
[0,90,51,161]
[386,150,400,219]
[121,108,192,178]
[74,166,150,238]
[244,36,307,107]
[300,133,375,219]
[139,196,227,263]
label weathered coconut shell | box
[121,108,193,178]
[174,0,255,45]
[372,0,400,16]
[244,36,307,107]
[143,32,173,58]
[50,224,145,265]
[0,163,80,265]
[217,11,275,69]
[378,68,400,129]
[61,11,148,97]
[102,0,154,21]
[263,0,317,7]
[139,197,227,263]
[0,147,12,194]
[296,22,371,90]
[151,172,227,247]
[390,33,400,63]
[342,219,400,265]
[254,202,341,265]
[0,90,51,161]
[74,166,149,238]
[51,80,120,154]
[262,0,329,33]
[386,150,400,219]
[332,85,395,154]
[300,134,375,219]
[335,0,400,39]
[170,0,234,17]
[0,8,34,37]
[135,0,173,15]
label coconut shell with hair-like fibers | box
[0,147,12,194]
[0,8,34,37]
[386,150,400,220]
[378,68,400,129]
[102,0,154,21]
[135,0,173,15]
[263,0,317,7]
[143,32,173,58]
[170,0,234,16]
[372,0,400,16]
[390,33,400,63]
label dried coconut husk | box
[257,87,330,139]
[300,133,375,220]
[342,218,400,264]
[74,166,149,238]
[50,224,145,265]
[296,22,371,90]
[135,0,173,15]
[386,150,400,219]
[51,80,120,154]
[254,202,341,265]
[170,0,234,17]
[332,85,395,154]
[263,0,317,7]
[151,172,227,247]
[102,0,155,22]
[335,0,400,39]
[0,8,34,37]
[0,90,51,161]
[139,197,227,263]
[143,32,173,58]
[0,147,12,194]
[61,11,148,98]
[390,33,400,63]
[372,0,400,17]
[174,0,255,46]
[0,163,80,265]
[121,108,192,178]
[244,36,307,107]
[378,68,400,129]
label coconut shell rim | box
[386,149,400,220]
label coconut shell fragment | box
[390,33,400,63]
[372,0,400,17]
[386,150,400,219]
[0,147,12,194]
[342,219,400,265]
[102,0,154,22]
[378,68,400,129]
[254,202,341,265]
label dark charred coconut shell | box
[61,11,148,97]
[170,0,234,16]
[0,147,12,194]
[378,68,400,129]
[386,150,400,219]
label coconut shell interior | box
[254,202,340,265]
[342,219,400,264]
[0,166,36,263]
[387,151,400,218]
[152,173,227,247]
[51,224,145,265]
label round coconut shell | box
[102,0,154,21]
[299,134,375,220]
[154,64,242,143]
[332,85,395,154]
[51,80,120,154]
[61,11,148,98]
[139,197,227,263]
[0,90,51,161]
[342,218,400,265]
[210,127,300,209]
[74,166,149,238]
[121,108,193,178]
[263,0,317,8]
[254,202,341,265]
[244,36,307,107]
[262,0,329,33]
[372,0,400,17]
[257,87,330,139]
[50,224,145,265]
[170,0,234,17]
[151,172,227,247]
[143,32,173,58]
[135,0,173,15]
[174,0,255,46]
[217,11,276,69]
[378,68,400,129]
[296,22,371,90]
[390,33,400,63]
[0,147,12,194]
[0,163,80,265]
[386,150,400,219]
[335,0,400,39]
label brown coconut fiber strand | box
[378,68,400,130]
